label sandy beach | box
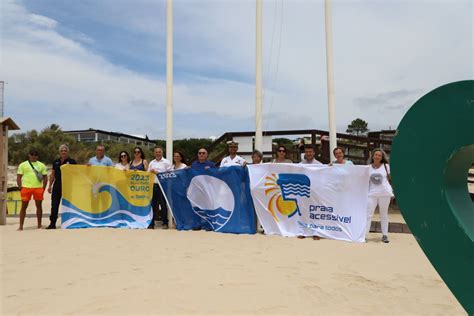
[1,165,467,315]
[1,220,465,315]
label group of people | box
[16,141,394,243]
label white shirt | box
[171,163,187,170]
[299,158,322,165]
[115,163,129,171]
[220,155,246,167]
[332,159,354,165]
[368,164,394,197]
[148,158,172,183]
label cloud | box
[1,0,258,138]
[384,104,408,111]
[354,89,423,109]
[2,0,473,140]
[29,13,57,28]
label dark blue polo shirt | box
[52,157,77,190]
[191,160,216,171]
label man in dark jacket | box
[46,144,77,229]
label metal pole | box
[324,0,337,161]
[255,0,263,151]
[166,0,175,228]
[255,0,264,233]
[166,0,173,160]
[0,124,7,225]
[0,81,4,117]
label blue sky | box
[1,0,472,139]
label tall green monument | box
[391,80,473,314]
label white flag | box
[248,164,369,242]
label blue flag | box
[158,166,256,234]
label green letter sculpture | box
[391,80,473,314]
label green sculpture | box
[391,80,473,314]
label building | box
[64,128,156,148]
[368,129,396,153]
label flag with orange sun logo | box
[248,164,369,242]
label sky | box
[1,0,472,139]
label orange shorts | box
[20,187,45,201]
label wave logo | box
[61,183,153,229]
[187,175,235,231]
[265,173,311,222]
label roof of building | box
[64,128,155,143]
[368,129,396,136]
[0,117,20,130]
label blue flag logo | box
[158,166,256,234]
[187,175,235,231]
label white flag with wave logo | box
[248,164,369,242]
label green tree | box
[273,137,293,147]
[8,125,216,165]
[8,125,76,164]
[346,118,369,136]
[172,138,213,163]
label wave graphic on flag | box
[279,183,311,197]
[61,184,152,229]
[277,174,311,198]
[265,173,311,221]
[193,207,233,230]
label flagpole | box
[255,0,264,233]
[255,0,263,152]
[324,0,337,161]
[166,0,173,160]
[166,0,175,228]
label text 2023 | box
[130,174,150,182]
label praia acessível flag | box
[61,165,154,229]
[158,166,256,234]
[248,164,369,242]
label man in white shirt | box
[147,147,172,229]
[299,145,323,165]
[220,141,247,167]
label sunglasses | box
[134,150,141,154]
[198,152,206,155]
[277,149,286,152]
[30,153,38,156]
[120,154,127,158]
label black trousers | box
[50,186,61,226]
[151,183,168,226]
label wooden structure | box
[0,117,20,225]
[205,129,393,165]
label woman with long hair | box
[172,150,187,170]
[115,151,130,170]
[130,146,148,171]
[366,148,393,243]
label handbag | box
[384,163,396,204]
[383,163,392,185]
[28,160,44,183]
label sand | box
[1,166,466,314]
[1,219,465,315]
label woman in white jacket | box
[366,148,394,243]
